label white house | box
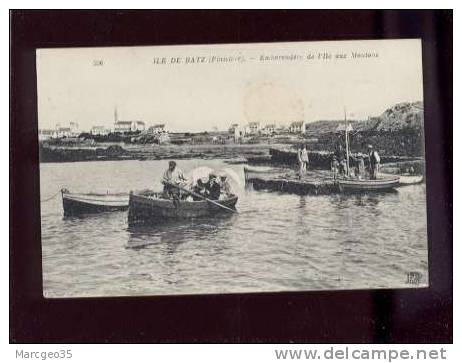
[114,121,132,133]
[134,121,146,131]
[38,129,55,141]
[56,127,71,138]
[247,121,261,135]
[69,122,79,134]
[228,123,239,134]
[289,121,307,134]
[54,122,80,138]
[91,126,110,136]
[261,123,276,135]
[114,120,146,133]
[226,123,248,142]
[148,123,167,134]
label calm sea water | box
[40,159,428,297]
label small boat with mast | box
[336,108,400,193]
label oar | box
[164,181,237,213]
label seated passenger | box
[218,174,232,199]
[192,179,207,201]
[204,173,221,200]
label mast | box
[344,107,350,176]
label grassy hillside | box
[305,101,423,135]
[305,101,425,157]
[360,101,424,132]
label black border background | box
[10,10,453,343]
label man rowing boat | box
[162,161,188,198]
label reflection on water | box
[126,214,236,250]
[40,159,429,297]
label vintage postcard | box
[37,39,427,297]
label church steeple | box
[114,105,118,123]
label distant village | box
[40,107,165,141]
[39,107,322,145]
[39,102,423,155]
[38,102,425,162]
[39,120,167,140]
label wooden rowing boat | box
[61,189,129,216]
[337,176,400,192]
[128,190,238,224]
[398,174,424,186]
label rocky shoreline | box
[39,143,425,175]
[39,143,273,163]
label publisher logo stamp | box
[406,271,422,285]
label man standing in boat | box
[367,144,381,180]
[334,142,346,176]
[162,160,187,198]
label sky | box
[37,39,423,132]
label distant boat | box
[245,155,273,164]
[244,165,289,181]
[128,190,238,224]
[398,174,424,186]
[61,189,129,216]
[337,176,400,192]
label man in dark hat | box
[204,173,221,200]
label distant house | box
[289,121,307,134]
[148,123,167,134]
[262,123,276,135]
[228,123,239,134]
[91,126,110,136]
[38,129,55,141]
[69,122,79,134]
[56,127,72,138]
[114,120,146,133]
[54,122,80,138]
[276,124,288,133]
[225,124,245,142]
[134,121,146,131]
[114,121,133,133]
[247,121,261,135]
